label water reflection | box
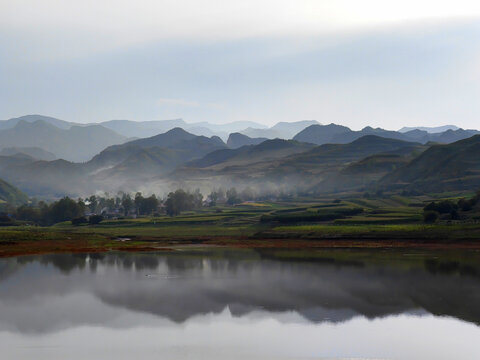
[1,249,480,359]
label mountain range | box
[293,124,479,145]
[1,115,477,163]
[0,128,228,196]
[99,119,265,140]
[398,125,459,133]
[0,114,479,199]
[239,120,319,139]
[0,119,128,162]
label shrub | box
[423,211,438,223]
[450,209,460,220]
[424,200,457,214]
[457,198,473,211]
[71,216,88,225]
[0,215,14,226]
[88,215,104,225]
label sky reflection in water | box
[0,249,479,360]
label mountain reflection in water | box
[0,249,479,360]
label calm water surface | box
[0,248,479,359]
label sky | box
[1,0,480,129]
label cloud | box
[2,0,480,59]
[1,3,480,129]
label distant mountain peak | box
[13,119,58,130]
[398,125,460,133]
[165,127,192,136]
[351,134,414,145]
[2,114,76,130]
[227,132,267,148]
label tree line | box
[5,186,278,225]
[423,191,480,223]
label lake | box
[0,248,479,359]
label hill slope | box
[172,136,422,194]
[285,135,420,165]
[0,178,28,206]
[94,128,227,169]
[380,135,480,192]
[185,139,314,170]
[276,136,424,193]
[0,147,57,161]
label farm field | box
[1,192,480,257]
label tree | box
[424,200,457,214]
[192,189,203,208]
[49,197,85,224]
[105,197,115,211]
[458,198,473,211]
[226,187,241,205]
[208,191,218,206]
[0,214,14,226]
[88,215,104,225]
[16,205,41,222]
[138,195,159,215]
[165,189,194,216]
[87,195,97,213]
[121,194,134,216]
[134,192,143,214]
[423,211,438,223]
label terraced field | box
[1,193,480,257]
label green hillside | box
[284,135,420,165]
[187,139,313,169]
[0,178,28,206]
[381,135,480,192]
[173,135,423,194]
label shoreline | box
[2,235,480,258]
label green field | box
[1,193,480,257]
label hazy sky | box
[1,0,480,129]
